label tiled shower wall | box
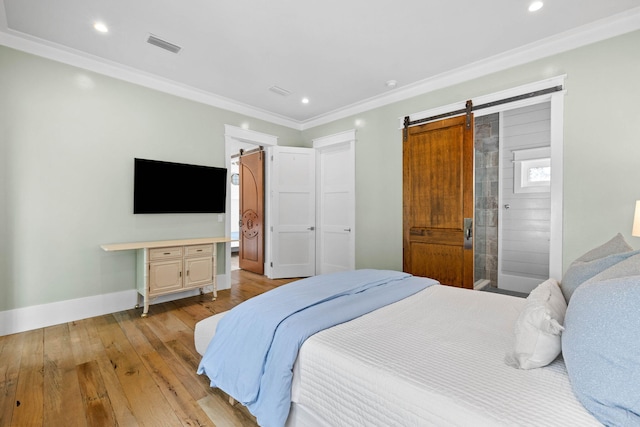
[474,114,499,287]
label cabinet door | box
[184,257,213,288]
[149,260,183,294]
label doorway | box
[403,77,565,293]
[474,102,553,293]
[238,149,265,275]
[223,126,277,287]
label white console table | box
[101,237,231,317]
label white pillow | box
[505,278,567,369]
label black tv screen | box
[134,158,227,214]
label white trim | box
[312,129,356,148]
[0,275,229,336]
[548,94,565,280]
[302,7,640,130]
[512,147,551,161]
[2,6,639,130]
[0,276,229,336]
[0,31,301,130]
[224,125,279,147]
[0,289,136,336]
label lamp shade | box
[633,200,640,237]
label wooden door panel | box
[408,243,463,286]
[403,115,474,289]
[409,228,463,245]
[239,151,264,274]
[406,125,464,229]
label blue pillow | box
[562,276,640,426]
[561,249,640,303]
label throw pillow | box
[581,253,640,286]
[574,233,632,263]
[562,276,640,426]
[560,249,639,303]
[505,278,567,370]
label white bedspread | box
[291,285,601,426]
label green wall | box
[2,29,640,313]
[0,45,301,311]
[302,30,640,272]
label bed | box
[195,235,640,427]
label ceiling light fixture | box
[528,1,543,12]
[386,80,398,89]
[301,97,310,104]
[93,22,109,33]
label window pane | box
[528,166,551,182]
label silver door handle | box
[463,218,473,249]
[344,228,351,232]
[307,226,315,231]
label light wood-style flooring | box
[0,268,299,426]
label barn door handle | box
[463,218,473,249]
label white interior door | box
[268,146,316,279]
[314,131,356,274]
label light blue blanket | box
[197,269,437,427]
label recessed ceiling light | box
[386,80,398,89]
[301,97,310,104]
[528,1,543,12]
[93,22,109,33]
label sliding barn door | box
[239,150,264,274]
[403,115,474,288]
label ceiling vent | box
[146,34,182,54]
[268,85,292,97]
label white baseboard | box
[0,289,138,336]
[0,274,231,336]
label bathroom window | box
[513,147,551,193]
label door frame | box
[223,125,277,289]
[401,76,565,280]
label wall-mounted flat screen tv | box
[134,158,227,214]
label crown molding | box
[0,29,303,130]
[300,6,640,130]
[1,5,639,132]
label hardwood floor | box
[0,269,299,427]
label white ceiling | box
[1,0,640,129]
